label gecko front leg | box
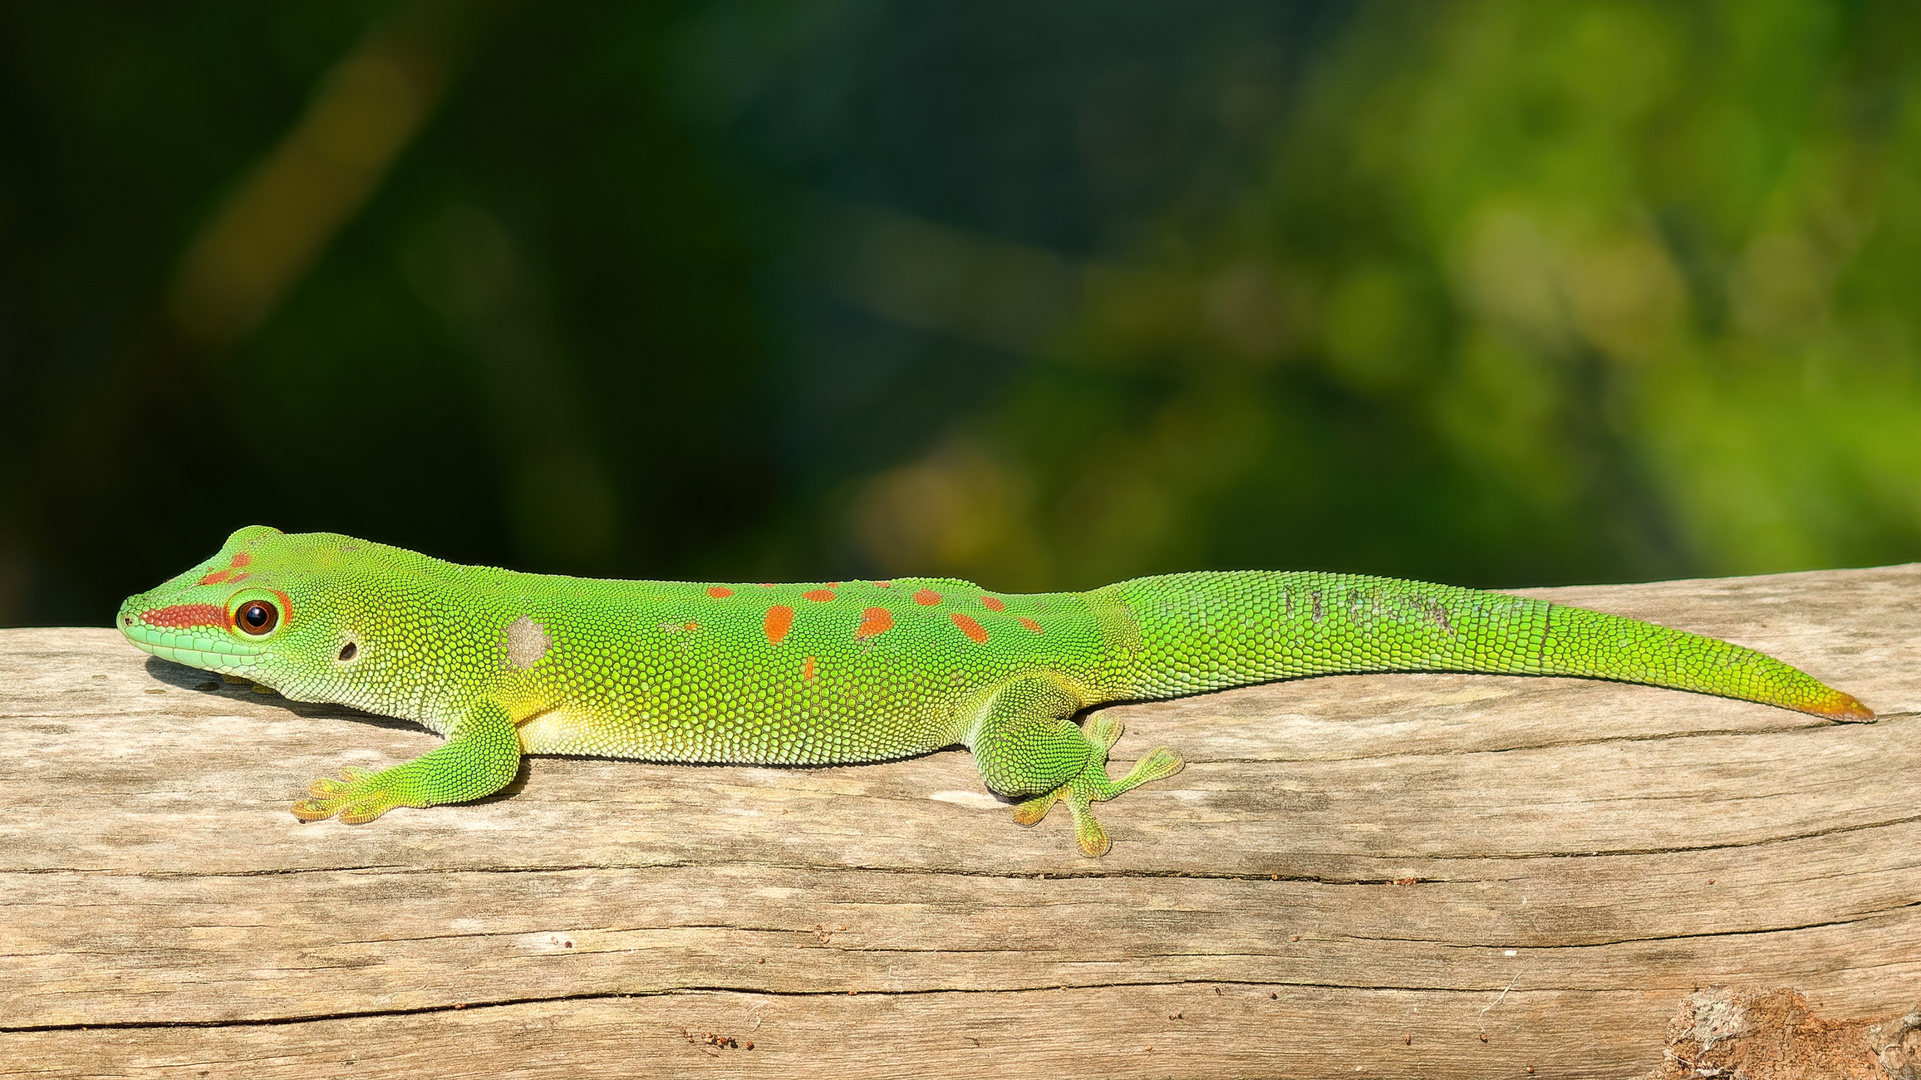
[292,700,522,823]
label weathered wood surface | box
[2,565,1917,1079]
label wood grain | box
[2,564,1917,1078]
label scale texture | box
[116,526,1873,855]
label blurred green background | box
[2,0,1918,627]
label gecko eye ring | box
[235,600,279,636]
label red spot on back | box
[874,580,893,588]
[855,607,894,640]
[1018,617,1043,634]
[802,656,816,681]
[951,613,989,644]
[913,589,941,606]
[764,605,795,645]
[707,586,734,598]
[684,622,699,632]
[802,588,836,602]
[981,596,1006,612]
[141,604,229,629]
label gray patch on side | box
[506,616,551,670]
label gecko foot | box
[1010,743,1185,857]
[291,764,408,824]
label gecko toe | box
[1074,819,1110,857]
[290,796,341,822]
[335,797,397,824]
[1011,789,1060,827]
[292,765,403,822]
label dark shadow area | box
[141,654,417,730]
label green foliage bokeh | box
[1,0,1916,625]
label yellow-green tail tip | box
[1810,690,1875,721]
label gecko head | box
[116,525,372,695]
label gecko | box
[116,526,1873,856]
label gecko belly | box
[511,700,963,765]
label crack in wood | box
[0,980,1644,1035]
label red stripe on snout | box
[141,604,230,629]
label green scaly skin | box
[117,526,1874,856]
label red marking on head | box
[981,596,1006,612]
[1018,617,1043,634]
[874,580,892,587]
[951,613,988,644]
[855,607,894,640]
[270,590,294,628]
[802,588,836,602]
[913,589,941,607]
[802,656,816,681]
[140,604,230,630]
[758,583,775,588]
[197,552,254,584]
[764,605,795,645]
[826,582,841,588]
[228,574,251,584]
[707,586,734,599]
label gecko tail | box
[1805,689,1875,721]
[1111,571,1873,722]
[1535,604,1873,722]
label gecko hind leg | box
[972,679,1183,857]
[1010,730,1183,856]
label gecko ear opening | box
[338,641,359,662]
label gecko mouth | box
[118,612,267,673]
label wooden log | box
[1,564,1916,1078]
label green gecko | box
[118,526,1873,856]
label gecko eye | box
[236,600,279,636]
